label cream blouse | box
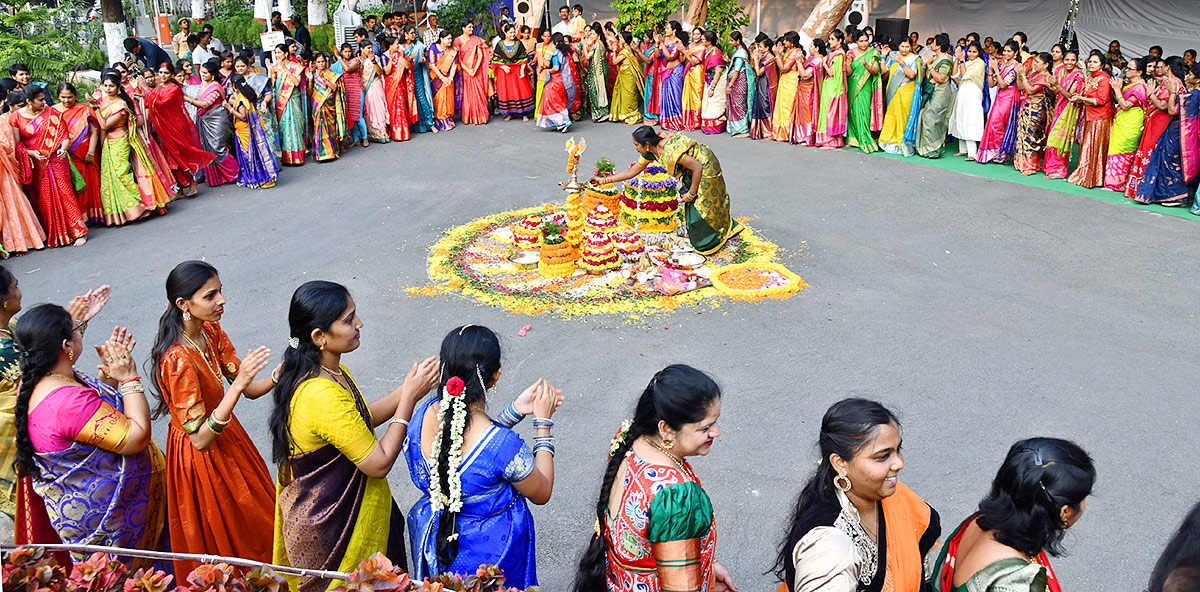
[790,489,880,592]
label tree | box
[800,0,853,44]
[0,0,99,81]
[610,0,679,36]
[101,0,127,65]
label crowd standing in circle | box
[0,257,1198,592]
[1,18,1198,259]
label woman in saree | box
[815,29,848,149]
[1066,54,1114,188]
[915,35,954,158]
[455,22,489,125]
[145,64,213,197]
[571,365,738,592]
[583,23,611,123]
[332,43,367,148]
[931,439,1094,592]
[771,32,804,144]
[750,35,778,140]
[536,35,575,132]
[773,398,940,592]
[726,31,754,137]
[147,261,276,576]
[402,27,436,133]
[234,56,279,158]
[1103,58,1150,190]
[405,326,561,587]
[310,53,348,162]
[95,74,161,225]
[491,24,534,120]
[949,42,987,160]
[791,40,821,145]
[428,31,458,132]
[1012,53,1053,174]
[1134,64,1200,206]
[0,96,46,255]
[10,86,88,247]
[359,42,391,143]
[14,303,167,568]
[596,127,741,255]
[975,41,1022,164]
[878,38,922,156]
[271,280,439,592]
[50,85,103,223]
[193,62,239,186]
[272,44,308,165]
[680,28,705,131]
[699,31,728,134]
[533,31,554,117]
[610,31,645,125]
[1044,49,1085,177]
[640,30,661,124]
[1126,57,1183,198]
[846,30,882,153]
[658,22,687,131]
[227,75,281,188]
[381,37,414,143]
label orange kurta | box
[158,321,275,576]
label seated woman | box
[773,398,940,592]
[14,304,166,568]
[593,126,741,255]
[271,280,439,592]
[405,325,563,588]
[930,438,1096,592]
[572,364,737,592]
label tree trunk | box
[800,0,854,44]
[101,0,127,65]
[684,0,706,30]
[308,0,327,26]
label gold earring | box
[67,349,75,362]
[663,437,674,449]
[1061,519,1069,530]
[182,310,192,321]
[834,473,852,492]
[319,342,325,351]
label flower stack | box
[584,204,619,234]
[579,231,619,274]
[613,231,645,264]
[512,216,543,250]
[584,157,622,214]
[538,222,577,277]
[620,162,679,239]
[566,190,584,248]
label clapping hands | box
[513,378,563,418]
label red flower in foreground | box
[446,376,466,397]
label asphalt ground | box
[6,118,1199,591]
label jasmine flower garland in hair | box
[429,376,468,513]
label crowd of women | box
[3,259,1200,592]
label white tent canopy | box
[750,0,1198,57]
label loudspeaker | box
[513,0,535,27]
[874,17,909,46]
[840,0,868,29]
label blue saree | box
[404,397,538,588]
[406,41,436,133]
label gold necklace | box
[47,371,79,384]
[181,330,223,384]
[645,436,689,475]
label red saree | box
[56,104,103,224]
[0,112,46,254]
[455,35,490,124]
[145,84,215,186]
[10,109,87,247]
[384,50,414,142]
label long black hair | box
[0,265,14,302]
[227,73,258,105]
[976,437,1095,557]
[590,22,608,52]
[146,261,219,418]
[632,125,662,147]
[572,364,721,592]
[431,325,503,567]
[772,398,898,589]
[1151,501,1200,592]
[668,20,686,46]
[269,280,352,464]
[14,304,75,479]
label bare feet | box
[504,115,512,121]
[953,152,967,156]
[360,139,369,148]
[74,236,87,246]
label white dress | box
[949,59,986,142]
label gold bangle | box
[208,412,232,426]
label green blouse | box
[951,557,1048,592]
[646,481,714,543]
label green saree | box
[586,41,610,122]
[657,133,740,255]
[916,55,954,158]
[610,47,644,124]
[847,48,882,153]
